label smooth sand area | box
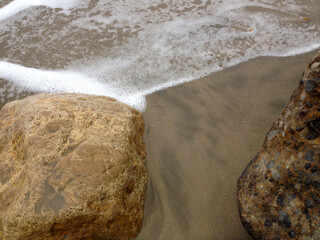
[137,50,319,240]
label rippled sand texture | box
[138,51,319,240]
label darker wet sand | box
[137,50,319,240]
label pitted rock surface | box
[237,51,320,240]
[0,93,147,240]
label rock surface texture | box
[0,93,147,240]
[237,51,320,240]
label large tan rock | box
[0,93,147,240]
[237,51,320,239]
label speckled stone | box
[237,51,320,240]
[0,93,147,240]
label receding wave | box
[0,0,319,110]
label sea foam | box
[0,61,146,110]
[0,0,319,111]
[0,0,89,21]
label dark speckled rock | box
[237,51,320,240]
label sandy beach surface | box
[137,50,319,240]
[0,49,318,240]
[1,1,320,239]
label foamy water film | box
[0,0,320,110]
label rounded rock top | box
[0,93,147,240]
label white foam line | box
[0,42,319,112]
[0,0,39,22]
[0,60,196,111]
[137,43,320,98]
[272,43,320,58]
[0,61,148,111]
[0,61,114,96]
[0,0,82,22]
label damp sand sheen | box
[0,0,320,239]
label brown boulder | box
[237,51,320,240]
[0,93,147,240]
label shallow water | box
[0,0,320,110]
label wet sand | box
[137,50,319,240]
[0,50,318,239]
